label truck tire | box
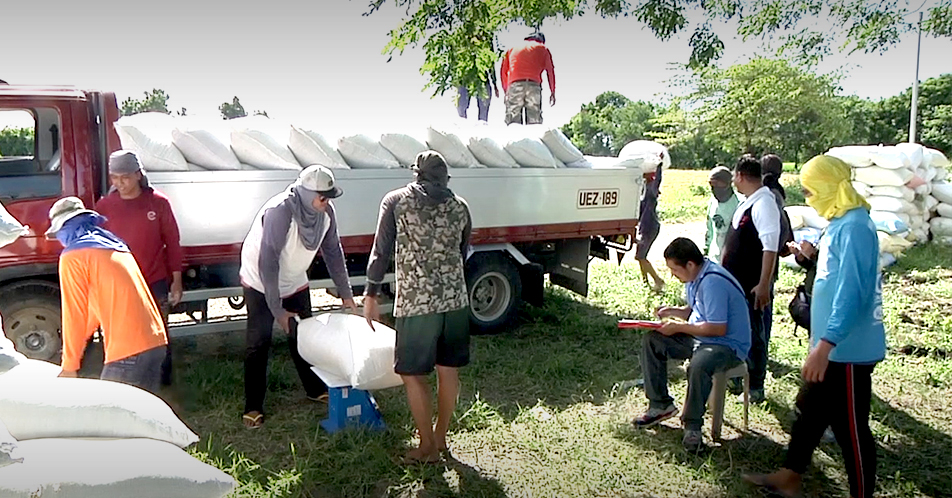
[465,253,522,334]
[0,281,62,362]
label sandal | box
[242,411,264,429]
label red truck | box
[0,86,646,362]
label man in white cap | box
[96,150,183,386]
[45,197,168,393]
[238,164,357,429]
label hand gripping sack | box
[0,377,198,448]
[296,313,403,391]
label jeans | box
[457,84,491,122]
[641,332,742,431]
[784,362,877,498]
[148,279,173,386]
[100,345,165,394]
[243,286,326,414]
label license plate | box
[577,189,620,209]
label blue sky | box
[1,0,948,136]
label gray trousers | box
[641,332,742,431]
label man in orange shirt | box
[500,31,556,125]
[46,197,168,393]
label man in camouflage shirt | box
[364,150,472,464]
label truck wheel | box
[466,253,522,334]
[0,281,62,362]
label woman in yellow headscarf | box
[744,154,885,498]
[799,154,870,219]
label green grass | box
[163,241,952,498]
[660,169,807,225]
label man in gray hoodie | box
[364,150,473,464]
[238,165,357,429]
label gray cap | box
[709,165,732,184]
[298,164,343,198]
[108,150,149,188]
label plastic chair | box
[708,362,749,442]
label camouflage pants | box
[505,80,543,125]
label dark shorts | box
[394,307,471,375]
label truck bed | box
[149,166,643,257]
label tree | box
[649,102,732,169]
[219,97,247,120]
[562,92,660,156]
[0,127,34,157]
[368,0,952,97]
[120,89,171,116]
[685,58,850,162]
[857,74,952,154]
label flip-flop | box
[741,473,802,498]
[242,411,264,429]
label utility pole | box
[909,11,923,143]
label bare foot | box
[742,469,802,498]
[401,447,441,465]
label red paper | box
[618,319,663,329]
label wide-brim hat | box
[45,196,95,240]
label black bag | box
[788,283,811,332]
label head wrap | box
[800,155,870,220]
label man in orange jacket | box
[46,197,168,393]
[500,31,556,125]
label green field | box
[165,170,951,497]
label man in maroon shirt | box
[96,150,183,386]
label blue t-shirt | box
[686,260,752,360]
[811,208,886,364]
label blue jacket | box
[811,208,886,364]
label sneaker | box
[744,388,766,404]
[727,377,744,396]
[682,429,704,451]
[633,404,678,428]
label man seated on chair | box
[634,237,751,451]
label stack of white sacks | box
[114,113,663,176]
[0,328,235,497]
[784,143,951,268]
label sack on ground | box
[288,127,349,169]
[869,211,910,235]
[0,377,198,448]
[932,181,952,205]
[826,146,874,167]
[930,217,952,237]
[0,438,234,498]
[784,206,829,230]
[297,313,403,391]
[867,196,916,214]
[853,166,914,187]
[115,113,188,172]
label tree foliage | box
[851,74,952,154]
[369,0,952,96]
[120,89,171,116]
[219,97,247,120]
[0,127,34,157]
[686,58,850,162]
[562,92,660,156]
